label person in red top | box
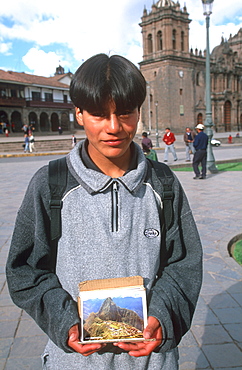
[163,127,178,162]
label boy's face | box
[75,102,139,165]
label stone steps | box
[0,139,73,152]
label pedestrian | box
[22,124,29,135]
[72,134,77,147]
[142,145,158,161]
[141,131,153,151]
[6,53,202,370]
[23,134,29,153]
[228,135,233,144]
[192,124,208,179]
[162,127,178,162]
[29,132,36,153]
[183,127,195,161]
[58,126,63,135]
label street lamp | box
[146,82,152,134]
[155,101,160,147]
[201,0,218,173]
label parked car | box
[211,139,221,147]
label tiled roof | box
[0,70,70,88]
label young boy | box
[6,54,202,369]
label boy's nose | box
[106,114,121,133]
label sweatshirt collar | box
[67,140,147,194]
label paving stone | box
[203,292,240,309]
[212,307,242,324]
[223,323,242,343]
[16,319,46,338]
[9,336,48,359]
[179,346,210,369]
[0,320,18,339]
[178,330,198,347]
[4,357,42,370]
[191,324,233,345]
[0,338,12,359]
[0,306,21,321]
[201,343,242,368]
[192,307,220,326]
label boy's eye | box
[90,112,106,118]
[118,110,134,117]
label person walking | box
[184,127,195,161]
[29,132,36,153]
[193,124,208,179]
[162,127,178,162]
[23,134,29,153]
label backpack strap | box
[146,158,174,231]
[49,157,68,242]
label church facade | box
[139,0,242,133]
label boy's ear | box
[75,107,84,127]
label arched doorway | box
[61,112,69,131]
[11,111,22,132]
[224,100,231,132]
[51,113,59,131]
[40,112,49,131]
[28,112,38,132]
[0,110,9,133]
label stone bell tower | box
[139,0,206,133]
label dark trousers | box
[193,150,207,177]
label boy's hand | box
[67,324,106,356]
[113,316,162,357]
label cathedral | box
[139,0,242,133]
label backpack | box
[48,157,174,272]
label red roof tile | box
[0,70,70,88]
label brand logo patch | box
[144,228,159,238]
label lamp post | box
[201,0,218,172]
[155,101,160,147]
[147,82,152,134]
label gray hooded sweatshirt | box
[6,141,202,369]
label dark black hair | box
[142,132,148,137]
[70,54,146,114]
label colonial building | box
[139,0,242,133]
[0,66,75,133]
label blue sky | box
[0,0,241,77]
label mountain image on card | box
[83,296,144,341]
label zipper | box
[112,181,119,232]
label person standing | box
[72,135,77,148]
[163,127,177,162]
[184,127,195,161]
[193,124,208,179]
[29,133,36,153]
[141,132,153,151]
[6,54,202,370]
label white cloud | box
[0,40,12,55]
[0,0,242,76]
[22,48,68,76]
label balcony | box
[0,97,26,107]
[26,98,74,109]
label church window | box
[181,31,184,51]
[197,113,203,125]
[172,30,176,50]
[157,31,163,51]
[148,34,153,54]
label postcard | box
[78,276,148,343]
